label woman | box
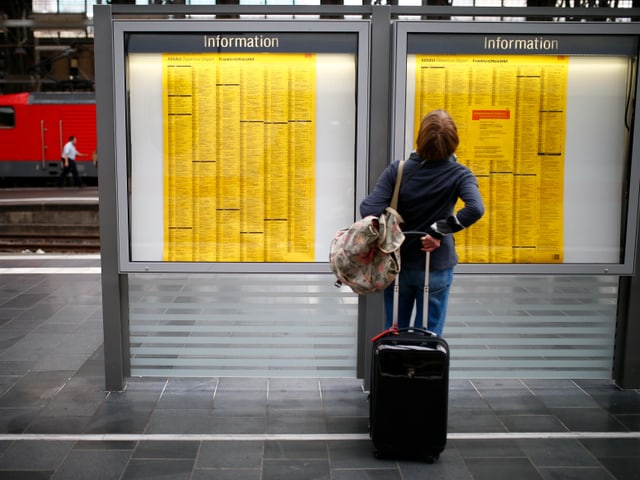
[360,110,485,335]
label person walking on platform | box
[56,135,87,187]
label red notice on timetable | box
[471,109,511,120]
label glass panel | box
[0,107,15,128]
[129,273,359,377]
[32,0,90,14]
[129,273,615,379]
[125,33,358,264]
[403,46,635,266]
[446,275,617,379]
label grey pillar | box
[94,5,129,391]
[614,269,640,389]
[358,5,392,389]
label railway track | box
[0,188,100,254]
[0,226,100,253]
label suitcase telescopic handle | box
[402,230,428,237]
[370,324,438,342]
[394,326,437,337]
[388,230,432,334]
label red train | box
[0,92,98,186]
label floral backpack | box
[329,208,405,295]
[329,161,406,295]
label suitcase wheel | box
[372,449,440,463]
[424,452,439,464]
[373,449,386,459]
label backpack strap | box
[405,158,426,185]
[390,158,425,211]
[390,160,405,211]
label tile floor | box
[0,254,639,480]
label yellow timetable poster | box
[414,54,568,264]
[162,53,316,262]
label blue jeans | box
[383,267,454,336]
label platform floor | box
[0,253,638,480]
[0,186,99,204]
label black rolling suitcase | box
[369,249,450,463]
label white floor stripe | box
[0,432,638,442]
[0,254,100,260]
[0,198,98,204]
[0,267,101,274]
[0,254,100,274]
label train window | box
[0,107,15,128]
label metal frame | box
[615,262,640,388]
[360,5,392,389]
[110,20,370,274]
[392,21,640,276]
[94,3,640,390]
[87,4,640,21]
[95,5,129,391]
[110,15,640,275]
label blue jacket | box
[360,153,485,271]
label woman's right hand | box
[420,234,441,252]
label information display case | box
[112,21,369,272]
[393,23,640,275]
